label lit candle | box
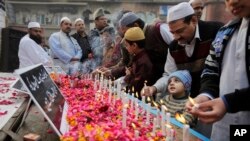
[146,103,151,125]
[152,118,157,136]
[183,124,190,141]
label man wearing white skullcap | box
[72,18,92,63]
[142,2,223,137]
[48,17,82,75]
[189,0,204,20]
[18,21,52,68]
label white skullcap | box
[27,22,40,29]
[74,18,84,25]
[60,17,71,24]
[167,2,194,23]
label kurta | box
[18,34,51,68]
[49,31,82,74]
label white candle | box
[135,103,139,120]
[183,124,190,141]
[152,118,157,136]
[166,112,171,126]
[161,105,166,129]
[156,109,160,128]
[169,128,175,141]
[130,93,134,110]
[146,103,151,125]
[122,106,127,128]
[135,130,139,138]
[108,90,112,103]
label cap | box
[123,27,145,42]
[168,70,192,92]
[119,12,139,27]
[93,8,105,20]
[27,22,40,29]
[167,2,194,23]
[74,18,84,25]
[60,17,71,24]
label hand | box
[125,67,131,75]
[185,95,210,114]
[192,98,227,124]
[141,86,157,96]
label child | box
[161,70,196,126]
[123,27,154,98]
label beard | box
[29,34,42,44]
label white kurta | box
[18,34,51,68]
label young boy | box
[161,70,196,126]
[123,27,154,98]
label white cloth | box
[18,34,51,68]
[211,18,250,141]
[48,31,82,74]
[160,23,174,44]
[153,24,200,94]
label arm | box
[71,37,82,59]
[160,24,174,44]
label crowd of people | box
[17,0,250,140]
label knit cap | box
[119,12,139,27]
[168,70,192,92]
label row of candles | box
[90,74,191,140]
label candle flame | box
[147,96,151,102]
[131,123,136,129]
[160,99,164,104]
[144,80,147,86]
[152,101,158,107]
[132,86,134,93]
[124,104,129,108]
[188,97,196,105]
[175,113,186,124]
[135,92,139,98]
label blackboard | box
[16,64,66,136]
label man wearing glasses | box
[87,8,115,72]
[18,22,52,68]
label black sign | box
[17,64,65,136]
[230,125,250,141]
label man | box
[88,8,115,71]
[187,0,250,140]
[142,2,223,137]
[142,2,223,99]
[189,0,204,20]
[18,22,52,68]
[48,17,82,75]
[118,12,173,85]
[72,18,92,63]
